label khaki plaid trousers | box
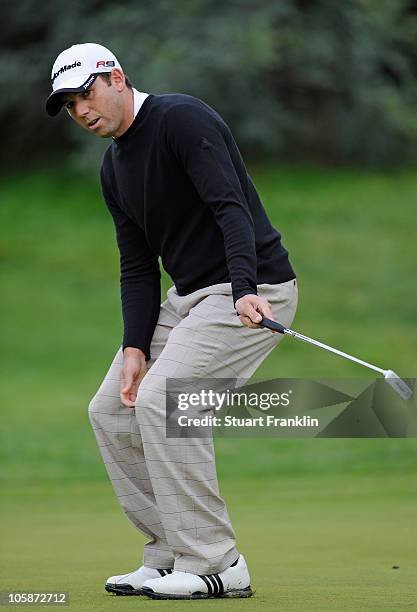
[88,280,298,574]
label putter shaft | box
[261,317,388,375]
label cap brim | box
[45,74,97,116]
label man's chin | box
[85,119,114,138]
[81,120,118,138]
[89,126,113,139]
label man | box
[46,42,298,600]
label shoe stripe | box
[206,575,218,595]
[157,568,173,576]
[212,573,224,595]
[199,575,213,595]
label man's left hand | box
[235,294,274,329]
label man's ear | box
[109,68,126,92]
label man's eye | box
[65,101,74,110]
[82,91,91,99]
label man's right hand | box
[120,347,148,407]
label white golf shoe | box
[141,554,253,599]
[105,565,173,595]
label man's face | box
[62,71,129,138]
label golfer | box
[46,43,298,600]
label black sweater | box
[100,93,295,358]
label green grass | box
[1,165,416,609]
[1,474,416,611]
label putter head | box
[384,370,413,401]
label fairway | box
[1,166,416,610]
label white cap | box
[46,43,122,116]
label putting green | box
[1,472,415,611]
[1,167,416,610]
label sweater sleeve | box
[100,165,161,359]
[164,102,257,303]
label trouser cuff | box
[174,548,240,575]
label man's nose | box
[74,99,90,118]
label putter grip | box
[261,317,286,334]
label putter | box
[261,317,413,401]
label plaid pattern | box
[89,280,298,574]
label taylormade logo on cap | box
[52,61,82,84]
[51,59,116,84]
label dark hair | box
[98,72,133,89]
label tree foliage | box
[2,0,417,167]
